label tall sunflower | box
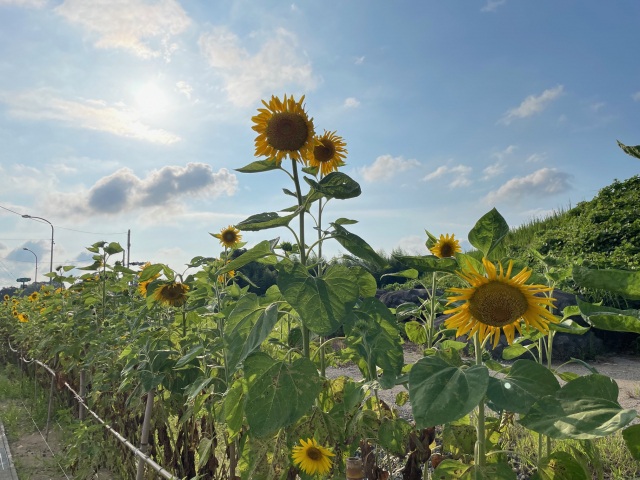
[252,94,316,164]
[213,225,242,249]
[137,262,160,297]
[444,257,557,348]
[152,282,189,307]
[430,233,461,258]
[292,438,334,476]
[307,130,347,176]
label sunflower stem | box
[291,159,311,359]
[427,272,438,349]
[473,333,486,469]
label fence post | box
[136,389,155,480]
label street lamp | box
[22,214,54,283]
[23,247,38,283]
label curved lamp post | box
[22,214,54,283]
[22,247,38,283]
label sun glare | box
[133,82,170,115]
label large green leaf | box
[519,374,637,439]
[393,254,458,273]
[486,359,560,414]
[304,171,361,199]
[617,140,640,160]
[224,294,279,373]
[622,424,640,460]
[378,418,412,456]
[576,297,640,334]
[409,356,489,427]
[216,239,278,275]
[277,263,360,336]
[244,353,322,437]
[572,265,640,300]
[330,223,388,269]
[531,451,589,480]
[235,211,300,231]
[467,208,509,258]
[235,159,280,173]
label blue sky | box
[1,0,639,287]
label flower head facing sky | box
[214,225,242,249]
[307,130,347,176]
[444,257,557,348]
[252,94,316,164]
[430,233,461,258]
[292,437,334,476]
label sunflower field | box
[1,95,639,480]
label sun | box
[133,82,170,115]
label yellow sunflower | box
[152,282,189,307]
[213,226,242,249]
[28,292,39,302]
[292,438,334,476]
[18,313,28,323]
[307,130,347,176]
[430,233,462,258]
[444,257,557,348]
[252,94,316,164]
[137,263,160,297]
[3,294,9,302]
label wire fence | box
[4,341,177,480]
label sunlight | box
[133,82,170,115]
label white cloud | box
[590,102,605,112]
[632,91,640,101]
[483,145,517,179]
[423,164,472,187]
[46,164,238,217]
[481,0,506,12]
[526,152,547,163]
[355,56,365,65]
[175,81,193,100]
[499,85,564,125]
[395,235,428,256]
[485,167,571,204]
[0,88,181,144]
[55,0,191,59]
[344,97,360,108]
[199,26,318,107]
[359,154,420,182]
[0,0,47,7]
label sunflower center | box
[222,231,237,243]
[306,446,323,461]
[313,139,335,163]
[468,281,528,327]
[439,242,455,257]
[164,284,186,300]
[265,112,309,151]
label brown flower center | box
[222,230,237,243]
[265,112,309,151]
[306,446,323,461]
[313,139,335,163]
[468,281,528,327]
[439,242,455,257]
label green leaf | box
[549,319,590,335]
[409,356,489,427]
[333,217,358,225]
[381,268,419,280]
[617,140,640,160]
[532,451,589,480]
[433,460,516,480]
[519,374,637,439]
[175,345,204,368]
[467,208,509,258]
[405,321,427,344]
[104,242,124,255]
[235,211,299,231]
[304,171,361,199]
[393,254,458,274]
[277,263,360,336]
[378,418,412,456]
[622,424,640,460]
[501,344,536,360]
[572,265,640,300]
[244,353,322,437]
[235,159,280,173]
[331,223,388,269]
[224,295,279,373]
[486,359,560,414]
[216,240,277,275]
[443,418,476,456]
[138,263,164,281]
[224,379,245,440]
[576,297,640,334]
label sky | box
[1,0,639,287]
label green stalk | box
[474,333,486,469]
[427,272,437,349]
[291,159,310,358]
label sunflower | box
[252,94,316,164]
[444,257,557,348]
[28,291,39,302]
[152,282,189,307]
[3,294,9,302]
[292,438,334,476]
[430,233,461,258]
[18,313,28,323]
[307,130,347,176]
[137,263,160,297]
[213,226,242,249]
